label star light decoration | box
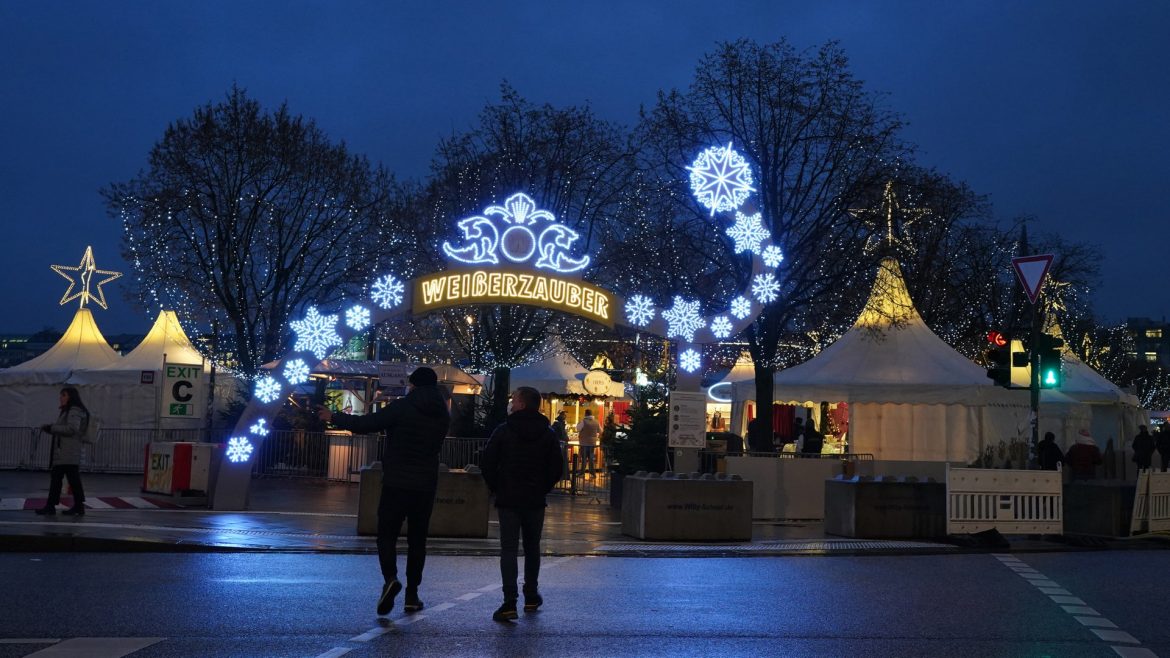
[346,305,371,331]
[762,245,784,268]
[51,246,123,310]
[687,142,756,215]
[710,316,733,339]
[283,358,310,385]
[679,348,702,373]
[225,436,254,464]
[849,180,931,255]
[624,294,656,327]
[661,296,705,342]
[726,211,768,254]
[370,274,405,309]
[290,306,342,360]
[254,376,282,404]
[752,273,781,304]
[249,419,270,436]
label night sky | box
[2,1,1167,337]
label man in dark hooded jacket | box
[319,366,450,616]
[481,386,563,622]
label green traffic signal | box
[1035,332,1064,389]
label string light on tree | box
[254,376,282,404]
[290,306,342,359]
[225,436,254,463]
[687,143,756,215]
[50,246,123,310]
[679,348,702,373]
[282,358,310,385]
[752,273,781,304]
[625,294,656,327]
[346,305,371,331]
[661,296,705,342]
[726,211,769,254]
[370,274,405,309]
[762,245,784,268]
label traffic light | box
[986,331,1012,387]
[1034,332,1064,388]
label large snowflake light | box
[254,376,282,404]
[290,306,342,360]
[250,419,270,436]
[762,245,784,268]
[225,436,254,464]
[687,143,756,216]
[625,294,656,327]
[752,273,781,304]
[730,296,752,320]
[346,305,371,331]
[710,316,733,339]
[283,358,311,385]
[726,211,769,254]
[370,274,405,309]
[679,348,702,373]
[661,296,705,342]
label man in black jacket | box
[318,367,450,616]
[481,386,563,622]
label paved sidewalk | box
[1,471,1162,556]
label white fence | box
[1130,470,1170,535]
[946,465,1063,535]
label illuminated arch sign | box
[414,268,614,327]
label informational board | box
[667,391,707,448]
[162,362,204,419]
[377,363,411,396]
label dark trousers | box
[1161,453,1170,472]
[377,487,435,589]
[498,506,545,601]
[47,464,84,507]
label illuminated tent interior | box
[729,258,1097,465]
[490,342,628,431]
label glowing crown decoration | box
[51,246,123,310]
[442,193,590,273]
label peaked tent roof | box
[739,258,1005,404]
[1044,324,1140,406]
[106,310,204,370]
[0,307,121,383]
[502,343,625,397]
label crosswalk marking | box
[313,647,354,658]
[22,637,164,657]
[0,498,26,510]
[121,497,159,509]
[84,498,114,509]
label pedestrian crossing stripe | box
[2,496,182,511]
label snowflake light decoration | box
[730,296,752,320]
[726,211,769,254]
[762,245,784,268]
[250,419,270,436]
[290,306,342,360]
[283,358,311,385]
[346,305,371,331]
[710,316,733,339]
[225,436,254,463]
[661,296,705,342]
[679,348,702,373]
[370,274,405,309]
[624,294,656,327]
[752,273,781,304]
[687,142,756,216]
[254,376,282,404]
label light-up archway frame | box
[211,144,779,509]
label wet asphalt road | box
[1,550,1167,657]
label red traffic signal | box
[987,330,1007,347]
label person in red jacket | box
[1065,429,1102,480]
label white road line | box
[120,497,159,509]
[0,498,26,510]
[397,614,427,625]
[1050,595,1087,605]
[477,583,500,592]
[455,592,483,601]
[349,626,391,642]
[1028,579,1059,588]
[0,639,58,644]
[1093,629,1139,644]
[1038,587,1072,596]
[313,648,354,658]
[1077,617,1119,629]
[1063,606,1100,615]
[85,498,114,509]
[1113,647,1159,657]
[427,602,456,613]
[22,637,164,657]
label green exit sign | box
[169,403,191,416]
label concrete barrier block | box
[1063,480,1136,537]
[621,472,753,541]
[824,476,946,539]
[356,466,490,538]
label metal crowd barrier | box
[0,426,229,474]
[1130,469,1170,534]
[441,437,488,469]
[946,465,1063,535]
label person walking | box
[481,386,563,622]
[575,408,601,476]
[1065,429,1102,481]
[318,367,450,616]
[1132,425,1156,471]
[1037,431,1064,471]
[1157,425,1170,472]
[35,387,91,516]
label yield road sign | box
[1012,254,1054,304]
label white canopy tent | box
[500,347,624,398]
[729,258,1097,465]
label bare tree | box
[105,86,407,379]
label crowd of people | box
[1036,424,1170,478]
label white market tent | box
[500,346,625,398]
[729,258,1097,465]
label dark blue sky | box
[2,1,1167,336]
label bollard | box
[356,462,383,536]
